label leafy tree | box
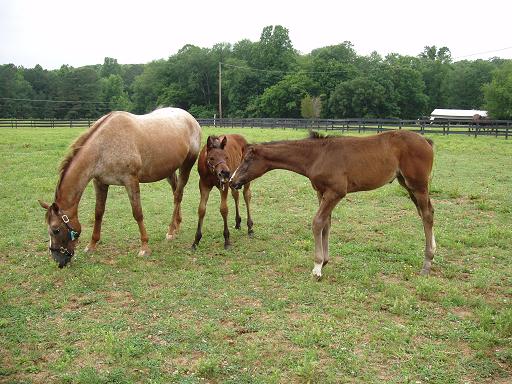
[100,74,132,111]
[418,46,452,112]
[301,95,322,119]
[101,57,122,78]
[0,64,34,117]
[484,61,512,119]
[56,66,102,118]
[248,73,316,117]
[328,77,397,118]
[443,60,495,109]
[131,60,168,113]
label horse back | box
[88,108,201,183]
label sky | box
[1,0,511,69]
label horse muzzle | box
[50,247,74,268]
[230,181,243,190]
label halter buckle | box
[62,214,69,223]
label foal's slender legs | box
[231,188,242,229]
[315,191,331,267]
[220,186,231,249]
[124,176,150,256]
[85,179,109,253]
[312,190,343,279]
[413,190,436,275]
[243,183,254,236]
[398,173,436,275]
[167,157,195,240]
[192,180,212,249]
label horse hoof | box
[84,245,95,253]
[138,249,151,257]
[166,232,177,241]
[420,268,431,276]
[191,243,197,251]
[248,230,254,238]
[312,263,323,280]
[224,244,231,250]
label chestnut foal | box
[192,134,254,250]
[230,130,436,279]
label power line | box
[220,62,349,74]
[453,46,512,60]
[0,97,113,105]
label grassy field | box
[0,126,511,383]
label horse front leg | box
[192,180,212,250]
[125,177,150,256]
[311,190,343,279]
[220,187,231,249]
[84,179,109,253]
[167,158,194,240]
[230,188,242,229]
[243,183,254,237]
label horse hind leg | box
[167,156,195,240]
[398,173,436,275]
[397,173,421,216]
[85,179,109,253]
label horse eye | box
[52,228,60,235]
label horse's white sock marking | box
[312,262,323,277]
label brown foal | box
[230,130,436,278]
[192,134,254,250]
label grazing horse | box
[192,134,254,250]
[230,130,436,278]
[39,108,201,268]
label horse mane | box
[308,130,330,139]
[55,113,113,199]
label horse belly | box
[346,160,398,192]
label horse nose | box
[219,170,230,179]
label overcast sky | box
[1,0,511,69]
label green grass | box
[1,127,511,383]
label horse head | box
[229,145,267,190]
[38,200,81,268]
[206,136,231,184]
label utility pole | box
[218,62,222,119]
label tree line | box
[1,25,511,120]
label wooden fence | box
[1,118,510,139]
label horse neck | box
[55,154,96,214]
[259,141,317,177]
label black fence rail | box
[1,118,511,139]
[197,118,512,139]
[0,119,94,129]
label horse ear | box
[38,199,50,210]
[206,136,214,149]
[50,202,60,213]
[220,136,227,149]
